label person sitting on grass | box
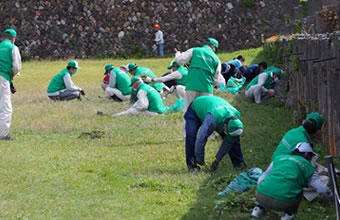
[184,95,246,172]
[103,64,131,102]
[112,78,165,116]
[143,60,188,112]
[221,55,245,83]
[245,66,283,104]
[251,142,331,220]
[47,60,85,101]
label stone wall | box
[0,0,302,59]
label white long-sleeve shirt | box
[63,74,81,91]
[12,46,22,76]
[152,70,182,83]
[113,90,149,116]
[175,49,225,87]
[155,30,164,45]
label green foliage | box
[294,19,303,33]
[242,0,256,8]
[263,40,293,65]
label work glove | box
[80,90,86,96]
[10,82,16,94]
[142,76,153,83]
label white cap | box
[295,142,318,156]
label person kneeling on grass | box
[103,64,132,102]
[251,142,331,220]
[245,66,283,104]
[112,78,165,116]
[47,60,85,101]
[184,95,246,172]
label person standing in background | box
[154,23,164,57]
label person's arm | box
[175,49,193,65]
[152,70,182,83]
[257,73,268,87]
[108,72,116,88]
[113,90,149,116]
[63,74,81,91]
[194,113,217,165]
[155,31,163,44]
[257,162,273,185]
[214,61,225,87]
[12,46,22,76]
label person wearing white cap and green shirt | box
[143,60,188,112]
[0,28,22,140]
[245,66,283,104]
[103,64,132,102]
[47,60,85,101]
[251,142,330,220]
[113,77,165,116]
[174,37,225,112]
[184,96,246,172]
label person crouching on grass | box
[112,78,165,116]
[251,142,331,220]
[47,60,85,101]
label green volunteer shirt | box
[0,39,15,82]
[272,126,312,160]
[245,71,273,91]
[257,154,315,202]
[185,45,220,93]
[47,69,70,93]
[138,83,165,113]
[175,66,188,86]
[112,67,132,95]
[134,67,164,92]
[191,96,240,129]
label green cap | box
[130,76,143,86]
[266,66,283,78]
[67,60,80,69]
[306,112,324,130]
[2,28,17,38]
[167,60,180,69]
[104,64,113,74]
[206,38,219,50]
[128,63,138,72]
[226,118,244,136]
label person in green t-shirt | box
[245,66,283,104]
[0,28,22,140]
[112,78,165,116]
[184,96,246,172]
[251,142,330,219]
[102,64,132,102]
[47,60,85,101]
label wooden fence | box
[285,32,340,156]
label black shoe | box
[234,161,247,171]
[0,134,12,141]
[210,160,219,172]
[187,165,201,173]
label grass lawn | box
[0,48,336,219]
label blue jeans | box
[215,135,244,167]
[157,43,164,57]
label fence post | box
[325,155,340,220]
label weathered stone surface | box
[0,0,301,59]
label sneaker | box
[0,134,12,141]
[251,206,266,218]
[210,160,219,172]
[281,212,295,220]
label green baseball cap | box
[130,76,143,86]
[2,28,17,38]
[266,66,283,78]
[206,38,219,50]
[67,60,80,69]
[128,63,138,72]
[226,118,244,136]
[104,64,113,74]
[306,112,324,130]
[167,60,180,69]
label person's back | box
[47,69,69,93]
[0,38,15,81]
[138,83,165,113]
[133,67,164,92]
[186,45,219,93]
[175,66,188,86]
[257,154,314,202]
[112,67,132,95]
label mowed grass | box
[0,48,336,219]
